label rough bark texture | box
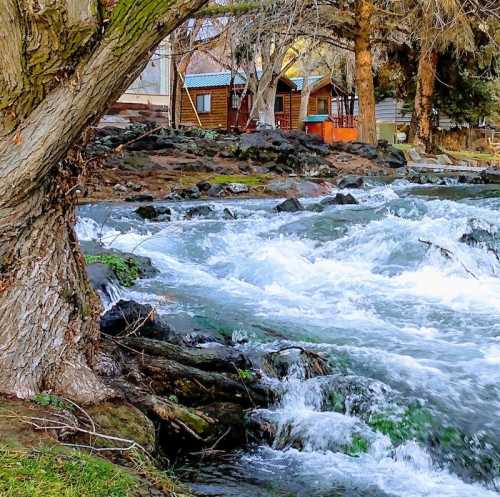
[354,0,377,145]
[0,0,208,403]
[413,46,438,153]
[251,83,279,128]
[298,81,312,130]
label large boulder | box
[207,184,226,198]
[226,183,249,194]
[237,129,330,172]
[135,205,171,221]
[125,193,154,202]
[100,300,172,340]
[481,168,500,184]
[275,198,304,213]
[79,403,156,454]
[337,175,364,189]
[320,193,359,205]
[185,205,214,219]
[82,241,158,283]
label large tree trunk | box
[0,0,207,403]
[412,46,438,152]
[250,74,278,129]
[354,0,377,145]
[298,89,311,130]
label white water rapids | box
[77,180,500,497]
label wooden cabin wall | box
[180,87,229,128]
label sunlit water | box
[77,180,500,497]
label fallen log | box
[137,354,271,407]
[121,336,250,373]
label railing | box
[275,114,291,130]
[331,115,358,128]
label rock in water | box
[185,205,214,219]
[337,176,364,189]
[481,168,500,184]
[275,198,304,213]
[135,205,171,221]
[223,208,237,220]
[320,193,359,205]
[100,300,172,339]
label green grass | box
[392,143,500,162]
[444,149,500,162]
[392,143,413,151]
[84,254,140,287]
[0,446,138,497]
[210,174,269,187]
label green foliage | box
[31,393,71,411]
[168,395,179,404]
[0,446,138,497]
[84,254,140,287]
[435,67,498,125]
[189,127,219,140]
[238,369,255,380]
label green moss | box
[31,394,71,411]
[343,434,369,456]
[368,406,433,445]
[0,446,138,497]
[84,254,139,287]
[210,174,269,187]
[237,369,255,380]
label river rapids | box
[77,179,500,497]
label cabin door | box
[229,91,251,130]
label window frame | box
[196,93,211,113]
[274,95,284,114]
[316,97,330,115]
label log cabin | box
[179,71,358,141]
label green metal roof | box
[303,114,332,123]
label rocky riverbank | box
[78,124,500,205]
[78,124,409,203]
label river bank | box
[75,179,500,497]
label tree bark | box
[413,46,439,152]
[298,83,312,130]
[251,84,278,128]
[354,0,377,145]
[0,0,208,403]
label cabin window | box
[231,92,242,110]
[274,95,284,113]
[196,94,211,113]
[317,97,330,115]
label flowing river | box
[77,179,500,497]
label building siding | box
[180,86,229,128]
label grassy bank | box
[0,396,190,497]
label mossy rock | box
[83,402,156,454]
[81,241,158,288]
